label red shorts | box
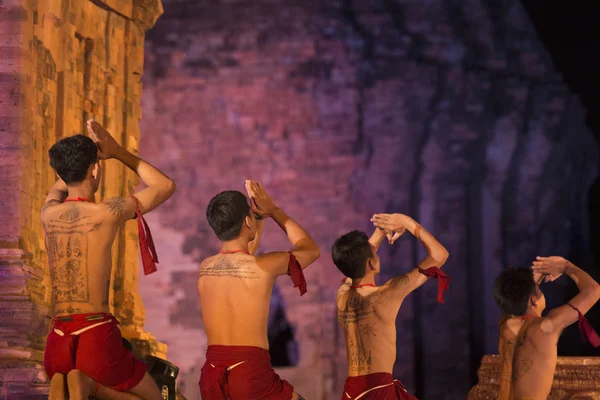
[342,373,418,400]
[199,345,294,400]
[43,313,146,392]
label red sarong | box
[44,313,146,391]
[199,345,294,400]
[341,373,418,400]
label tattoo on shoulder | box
[105,197,128,218]
[388,275,409,289]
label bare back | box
[336,276,410,376]
[198,253,276,349]
[503,318,558,400]
[42,199,132,316]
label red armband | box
[567,303,600,348]
[288,253,307,296]
[132,196,159,275]
[418,267,449,304]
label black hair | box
[206,191,251,241]
[48,135,98,184]
[331,230,374,279]
[493,267,537,316]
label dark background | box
[138,1,600,398]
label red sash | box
[288,253,307,296]
[132,196,159,275]
[418,267,450,304]
[567,303,600,347]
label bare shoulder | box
[336,285,350,307]
[199,256,216,271]
[41,199,62,215]
[513,318,557,349]
[383,274,410,290]
[499,321,517,344]
[377,274,410,299]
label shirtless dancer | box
[494,257,600,400]
[42,120,175,400]
[333,213,449,400]
[198,181,320,400]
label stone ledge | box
[469,355,600,399]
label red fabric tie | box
[567,303,600,348]
[132,196,158,275]
[520,315,537,321]
[350,283,376,289]
[288,253,307,296]
[418,267,450,304]
[64,197,93,203]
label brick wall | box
[0,1,163,398]
[139,1,598,399]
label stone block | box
[469,355,600,399]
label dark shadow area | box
[521,0,600,356]
[268,285,298,367]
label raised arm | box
[41,179,68,214]
[87,120,176,222]
[369,228,388,251]
[247,180,320,276]
[533,256,600,333]
[372,213,449,299]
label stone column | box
[0,1,163,398]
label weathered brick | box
[0,0,164,394]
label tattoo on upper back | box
[339,275,408,328]
[59,206,81,221]
[199,255,259,279]
[106,197,128,218]
[44,206,106,305]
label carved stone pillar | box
[0,0,163,398]
[469,355,600,399]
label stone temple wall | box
[132,0,599,399]
[0,1,163,398]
